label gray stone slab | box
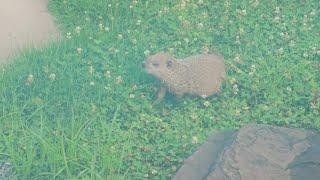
[173,124,320,180]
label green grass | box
[0,0,319,179]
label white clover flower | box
[28,74,34,82]
[174,41,181,46]
[201,12,208,18]
[42,66,49,73]
[108,47,119,54]
[203,101,210,107]
[115,76,122,84]
[234,54,241,62]
[289,40,295,47]
[311,47,317,54]
[235,109,241,116]
[182,135,187,139]
[49,73,56,81]
[132,85,138,91]
[233,84,239,95]
[183,20,191,28]
[251,1,259,7]
[75,26,81,34]
[132,0,138,5]
[287,86,292,92]
[235,36,240,44]
[171,166,177,172]
[201,94,207,99]
[241,9,247,15]
[239,28,245,34]
[263,105,269,111]
[105,71,111,78]
[197,23,204,29]
[200,46,209,54]
[278,47,284,54]
[77,48,83,54]
[99,23,104,30]
[251,64,256,70]
[180,0,186,8]
[230,77,236,85]
[243,106,250,113]
[132,38,137,44]
[224,1,230,8]
[303,15,309,23]
[163,6,169,13]
[66,32,72,39]
[192,136,198,144]
[273,16,280,23]
[190,112,197,120]
[89,66,94,74]
[136,19,141,25]
[310,9,316,16]
[144,50,150,56]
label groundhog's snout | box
[142,61,146,68]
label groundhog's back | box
[182,54,226,96]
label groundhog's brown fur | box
[143,51,226,100]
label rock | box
[173,124,320,180]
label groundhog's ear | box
[167,59,173,68]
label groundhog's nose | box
[142,62,145,68]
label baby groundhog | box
[143,51,226,100]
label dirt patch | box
[0,0,60,64]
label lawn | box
[0,0,319,179]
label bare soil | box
[0,0,60,64]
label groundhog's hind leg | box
[157,86,167,100]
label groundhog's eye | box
[152,63,159,67]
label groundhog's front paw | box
[157,86,166,100]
